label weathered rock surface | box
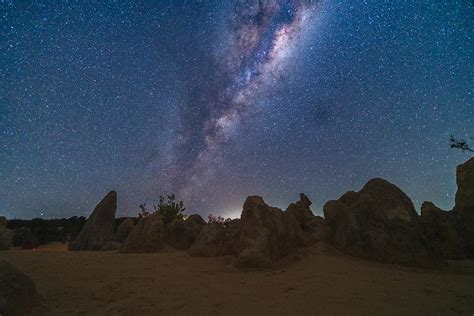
[185,214,207,241]
[114,218,135,243]
[0,228,13,251]
[190,194,328,268]
[420,202,465,259]
[453,158,474,257]
[188,220,241,257]
[285,193,331,245]
[454,157,474,213]
[69,191,117,251]
[421,158,474,259]
[166,214,206,250]
[101,241,122,251]
[323,178,436,265]
[0,260,41,315]
[121,212,165,253]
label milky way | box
[1,1,472,219]
[174,1,321,202]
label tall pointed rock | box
[69,191,117,251]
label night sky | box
[1,0,473,219]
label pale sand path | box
[1,242,473,315]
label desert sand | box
[1,243,473,315]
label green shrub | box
[153,194,186,225]
[138,195,186,225]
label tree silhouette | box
[449,135,474,152]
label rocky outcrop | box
[121,212,165,253]
[420,202,465,259]
[0,260,41,315]
[285,193,331,245]
[453,158,474,257]
[454,157,474,212]
[69,191,117,251]
[166,214,206,250]
[323,178,436,265]
[421,158,474,259]
[188,220,241,257]
[190,194,328,268]
[114,218,135,243]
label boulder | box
[453,158,474,257]
[0,228,13,251]
[121,212,165,253]
[454,157,474,212]
[285,193,331,245]
[167,219,189,249]
[234,196,298,268]
[185,214,207,242]
[167,214,206,250]
[114,218,135,243]
[0,260,41,315]
[101,241,122,251]
[188,220,241,257]
[420,202,465,259]
[69,191,117,251]
[323,178,437,265]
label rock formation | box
[323,178,436,265]
[0,260,41,315]
[166,214,206,250]
[420,202,465,259]
[421,157,474,258]
[114,218,135,243]
[68,191,117,251]
[121,212,166,253]
[454,157,474,212]
[190,194,328,268]
[285,193,331,246]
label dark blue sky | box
[1,0,473,219]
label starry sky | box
[1,0,473,219]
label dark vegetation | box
[449,135,473,152]
[139,194,186,225]
[207,214,232,227]
[6,217,134,249]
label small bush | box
[208,214,232,227]
[139,195,186,225]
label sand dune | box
[1,242,473,315]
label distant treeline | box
[6,217,136,249]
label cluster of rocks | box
[68,192,207,253]
[189,194,330,268]
[0,216,13,251]
[69,158,474,268]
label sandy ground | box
[1,242,473,315]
